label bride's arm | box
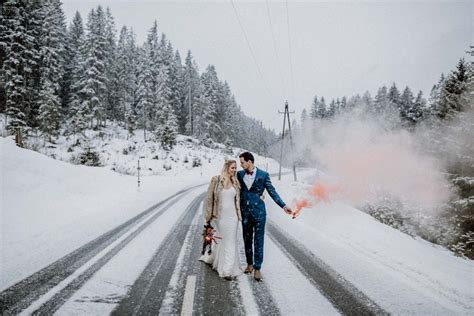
[205,176,217,222]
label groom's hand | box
[283,205,292,215]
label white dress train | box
[199,186,242,278]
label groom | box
[237,152,292,281]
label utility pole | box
[278,100,297,181]
[137,156,145,188]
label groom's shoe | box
[244,264,253,274]
[254,270,262,282]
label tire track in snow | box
[111,193,206,315]
[0,184,204,315]
[267,220,388,316]
[238,246,281,315]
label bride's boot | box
[244,264,253,274]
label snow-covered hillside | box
[22,123,269,177]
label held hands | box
[283,205,292,215]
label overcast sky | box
[61,0,472,131]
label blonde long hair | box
[220,160,240,189]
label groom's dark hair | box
[239,152,254,163]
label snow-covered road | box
[2,186,385,315]
[2,138,472,315]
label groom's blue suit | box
[237,168,286,270]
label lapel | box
[249,168,262,192]
[238,170,248,191]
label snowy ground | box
[1,135,473,315]
[0,135,280,290]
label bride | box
[199,160,243,280]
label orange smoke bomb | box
[292,198,312,219]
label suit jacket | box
[237,168,286,219]
[205,175,242,222]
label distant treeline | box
[301,57,473,126]
[0,0,277,153]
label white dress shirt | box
[243,167,257,190]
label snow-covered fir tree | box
[116,26,139,135]
[104,7,119,124]
[66,11,89,139]
[412,91,426,123]
[170,49,185,134]
[310,95,327,119]
[199,65,220,141]
[399,86,414,124]
[1,0,38,134]
[388,83,401,112]
[81,6,108,128]
[441,58,470,118]
[327,99,337,117]
[309,96,318,119]
[64,11,84,119]
[374,86,389,113]
[182,50,201,136]
[37,0,67,140]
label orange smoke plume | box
[292,198,312,219]
[309,183,340,202]
[291,182,341,219]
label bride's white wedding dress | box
[199,186,242,278]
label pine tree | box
[81,6,108,128]
[399,86,414,124]
[412,90,426,123]
[194,87,214,146]
[340,96,347,112]
[374,86,389,113]
[66,11,90,139]
[64,11,84,118]
[2,0,38,134]
[24,0,44,128]
[429,74,446,118]
[327,99,336,117]
[167,47,184,134]
[219,81,236,142]
[433,59,470,119]
[50,0,68,116]
[183,50,200,135]
[174,49,188,134]
[200,65,220,140]
[361,91,373,110]
[318,96,327,119]
[0,7,7,113]
[310,95,318,119]
[443,58,470,116]
[37,0,66,140]
[104,7,119,123]
[154,57,176,149]
[388,83,400,112]
[136,45,154,141]
[116,26,138,134]
[301,108,308,124]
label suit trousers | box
[242,210,266,270]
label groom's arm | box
[264,173,291,214]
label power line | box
[230,0,273,100]
[265,0,287,99]
[285,0,296,104]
